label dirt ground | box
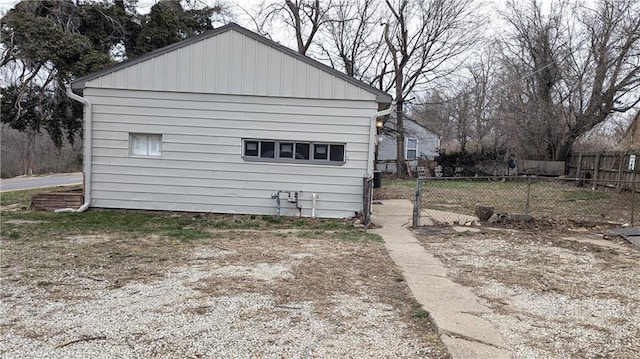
[414,224,640,359]
[374,183,640,358]
[0,226,449,358]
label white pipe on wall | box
[367,103,396,178]
[311,193,318,218]
[55,85,92,213]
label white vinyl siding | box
[85,29,376,102]
[86,88,377,218]
[130,133,162,157]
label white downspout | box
[367,102,396,178]
[55,85,92,213]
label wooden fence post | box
[592,154,600,190]
[413,179,422,228]
[576,153,583,179]
[616,153,624,190]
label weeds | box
[411,301,430,319]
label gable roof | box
[384,112,440,136]
[71,23,392,104]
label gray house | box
[68,23,392,218]
[376,114,440,172]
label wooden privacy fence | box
[567,152,639,185]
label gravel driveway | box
[1,230,449,358]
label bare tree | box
[318,0,383,80]
[250,0,332,55]
[413,90,454,148]
[378,0,483,174]
[500,0,640,161]
[468,51,500,149]
[447,49,502,153]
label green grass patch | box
[1,204,367,245]
[1,185,83,208]
[1,184,375,247]
[0,210,212,241]
[562,190,610,201]
[331,231,383,242]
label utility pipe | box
[56,85,92,213]
[311,193,318,218]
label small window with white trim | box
[130,133,162,157]
[406,137,418,160]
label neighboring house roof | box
[71,22,392,104]
[383,113,440,138]
[621,110,640,149]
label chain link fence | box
[414,176,638,227]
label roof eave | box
[376,93,393,105]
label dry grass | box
[377,177,638,224]
[0,204,450,358]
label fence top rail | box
[572,151,640,156]
[422,176,639,184]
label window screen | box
[261,141,275,158]
[329,144,345,162]
[295,143,310,160]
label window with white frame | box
[406,138,418,160]
[243,139,345,164]
[130,133,162,157]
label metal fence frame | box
[363,177,373,227]
[414,176,638,227]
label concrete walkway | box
[370,199,511,359]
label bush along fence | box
[413,176,638,227]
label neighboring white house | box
[376,114,440,172]
[69,23,392,218]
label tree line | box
[1,0,638,176]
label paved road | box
[0,173,83,192]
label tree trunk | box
[395,102,408,175]
[556,134,576,162]
[25,129,36,176]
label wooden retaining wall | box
[31,191,83,211]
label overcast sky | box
[0,0,515,21]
